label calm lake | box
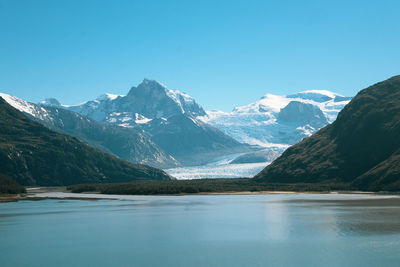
[1,193,400,267]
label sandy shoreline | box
[0,186,394,203]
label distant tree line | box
[0,174,26,195]
[67,179,353,195]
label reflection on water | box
[0,194,399,267]
[263,198,290,240]
[278,197,400,235]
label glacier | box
[198,90,351,149]
[165,153,269,179]
[168,90,351,179]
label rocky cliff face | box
[278,101,328,128]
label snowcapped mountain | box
[39,97,62,107]
[67,79,206,126]
[199,90,351,150]
[55,79,250,166]
[0,93,53,121]
[0,97,173,186]
[0,93,179,168]
[1,85,352,179]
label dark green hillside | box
[255,76,400,191]
[0,174,25,194]
[0,97,172,186]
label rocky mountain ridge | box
[255,75,400,191]
[0,93,179,169]
[0,97,172,185]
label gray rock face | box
[278,101,328,128]
[126,79,206,118]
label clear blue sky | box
[1,0,400,111]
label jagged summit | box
[128,79,165,96]
[126,79,206,118]
[66,79,206,124]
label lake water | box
[1,193,400,267]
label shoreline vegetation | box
[67,179,357,195]
[0,181,399,203]
[1,172,393,200]
[0,174,26,195]
[2,178,397,203]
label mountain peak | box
[142,78,166,87]
[96,93,124,101]
[39,98,61,107]
[127,78,167,97]
[287,90,342,102]
[0,93,51,120]
[126,79,206,118]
